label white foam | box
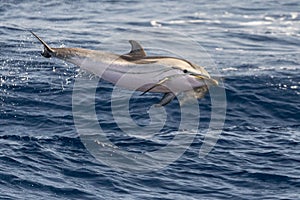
[291,12,298,19]
[150,20,162,27]
[291,85,298,89]
[153,19,221,25]
[240,21,273,26]
[222,67,238,71]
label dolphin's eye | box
[183,69,188,73]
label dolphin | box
[30,31,218,106]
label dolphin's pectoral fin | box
[30,31,54,58]
[155,93,176,107]
[140,77,169,96]
[126,40,146,58]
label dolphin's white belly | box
[71,55,206,93]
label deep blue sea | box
[1,0,300,199]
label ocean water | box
[1,0,300,199]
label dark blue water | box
[1,0,300,199]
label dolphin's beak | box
[192,74,219,86]
[208,78,219,86]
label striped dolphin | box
[31,31,218,106]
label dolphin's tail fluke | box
[30,31,54,58]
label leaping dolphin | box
[30,31,218,106]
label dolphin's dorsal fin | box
[127,40,146,57]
